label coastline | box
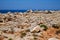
[0,9,60,13]
[0,10,60,40]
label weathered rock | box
[48,38,59,40]
[30,25,40,32]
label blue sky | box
[0,0,60,10]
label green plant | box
[39,24,48,31]
[34,37,37,40]
[9,38,12,40]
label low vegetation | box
[39,24,48,31]
[8,38,12,40]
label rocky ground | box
[0,11,60,40]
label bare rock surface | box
[0,11,60,40]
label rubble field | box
[0,11,60,40]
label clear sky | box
[0,0,60,10]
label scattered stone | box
[0,11,60,40]
[45,10,52,14]
[52,24,60,29]
[48,38,59,40]
[30,25,40,33]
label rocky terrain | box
[0,10,60,40]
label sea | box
[0,10,27,13]
[0,9,59,13]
